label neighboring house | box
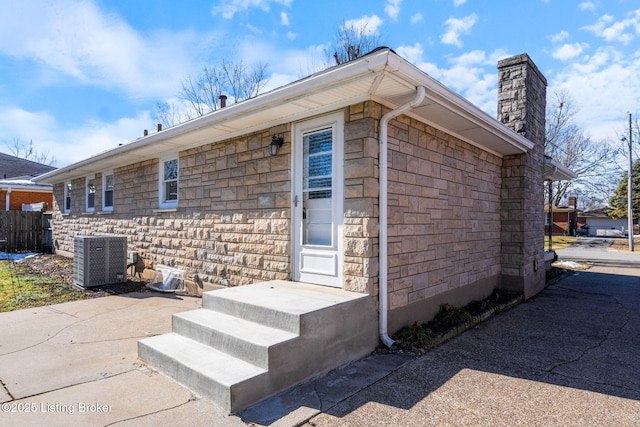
[578,208,636,236]
[0,153,55,211]
[544,196,578,236]
[35,48,548,411]
[0,151,56,180]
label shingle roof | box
[0,152,56,179]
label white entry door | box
[292,112,343,287]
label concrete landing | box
[138,281,378,413]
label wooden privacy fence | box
[0,211,45,252]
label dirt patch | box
[19,253,149,294]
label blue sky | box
[0,0,638,167]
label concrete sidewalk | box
[0,292,245,427]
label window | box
[159,157,178,208]
[103,172,114,211]
[86,177,96,212]
[64,182,71,213]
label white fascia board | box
[392,59,534,154]
[35,52,393,184]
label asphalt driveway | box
[293,262,640,426]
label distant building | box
[545,196,578,236]
[0,152,55,211]
[578,208,637,237]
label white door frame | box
[291,111,344,287]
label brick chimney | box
[497,54,547,299]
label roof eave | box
[35,48,536,183]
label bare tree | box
[155,102,184,129]
[324,21,382,66]
[6,138,57,166]
[544,90,620,209]
[156,60,268,129]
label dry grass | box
[544,235,578,250]
[0,254,148,313]
[0,259,90,312]
[609,237,640,252]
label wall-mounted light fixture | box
[269,135,284,156]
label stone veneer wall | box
[382,107,504,330]
[50,112,378,294]
[49,94,522,318]
[497,54,547,298]
[51,126,295,289]
[343,102,383,294]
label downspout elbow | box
[379,86,426,348]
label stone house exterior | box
[36,48,546,372]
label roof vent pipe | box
[378,86,426,348]
[144,129,148,136]
[157,123,162,132]
[219,95,227,108]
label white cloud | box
[211,0,293,19]
[441,14,478,47]
[578,2,596,12]
[552,43,589,61]
[550,46,640,141]
[454,0,467,6]
[396,46,510,115]
[281,12,290,26]
[0,106,151,166]
[582,10,639,44]
[344,15,384,36]
[550,30,570,43]
[385,0,402,21]
[411,13,424,24]
[396,43,424,63]
[0,0,210,100]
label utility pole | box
[628,113,634,252]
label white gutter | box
[378,86,426,347]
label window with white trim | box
[86,177,96,212]
[64,182,72,213]
[103,172,114,211]
[159,157,178,208]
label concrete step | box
[139,280,378,413]
[138,333,267,412]
[172,309,298,369]
[202,280,368,333]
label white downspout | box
[379,86,426,347]
[5,187,11,211]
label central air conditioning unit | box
[73,235,128,288]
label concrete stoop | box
[138,280,378,413]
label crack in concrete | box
[548,289,633,392]
[553,284,610,298]
[70,334,161,344]
[103,394,197,426]
[0,301,146,356]
[12,368,138,402]
[0,377,15,400]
